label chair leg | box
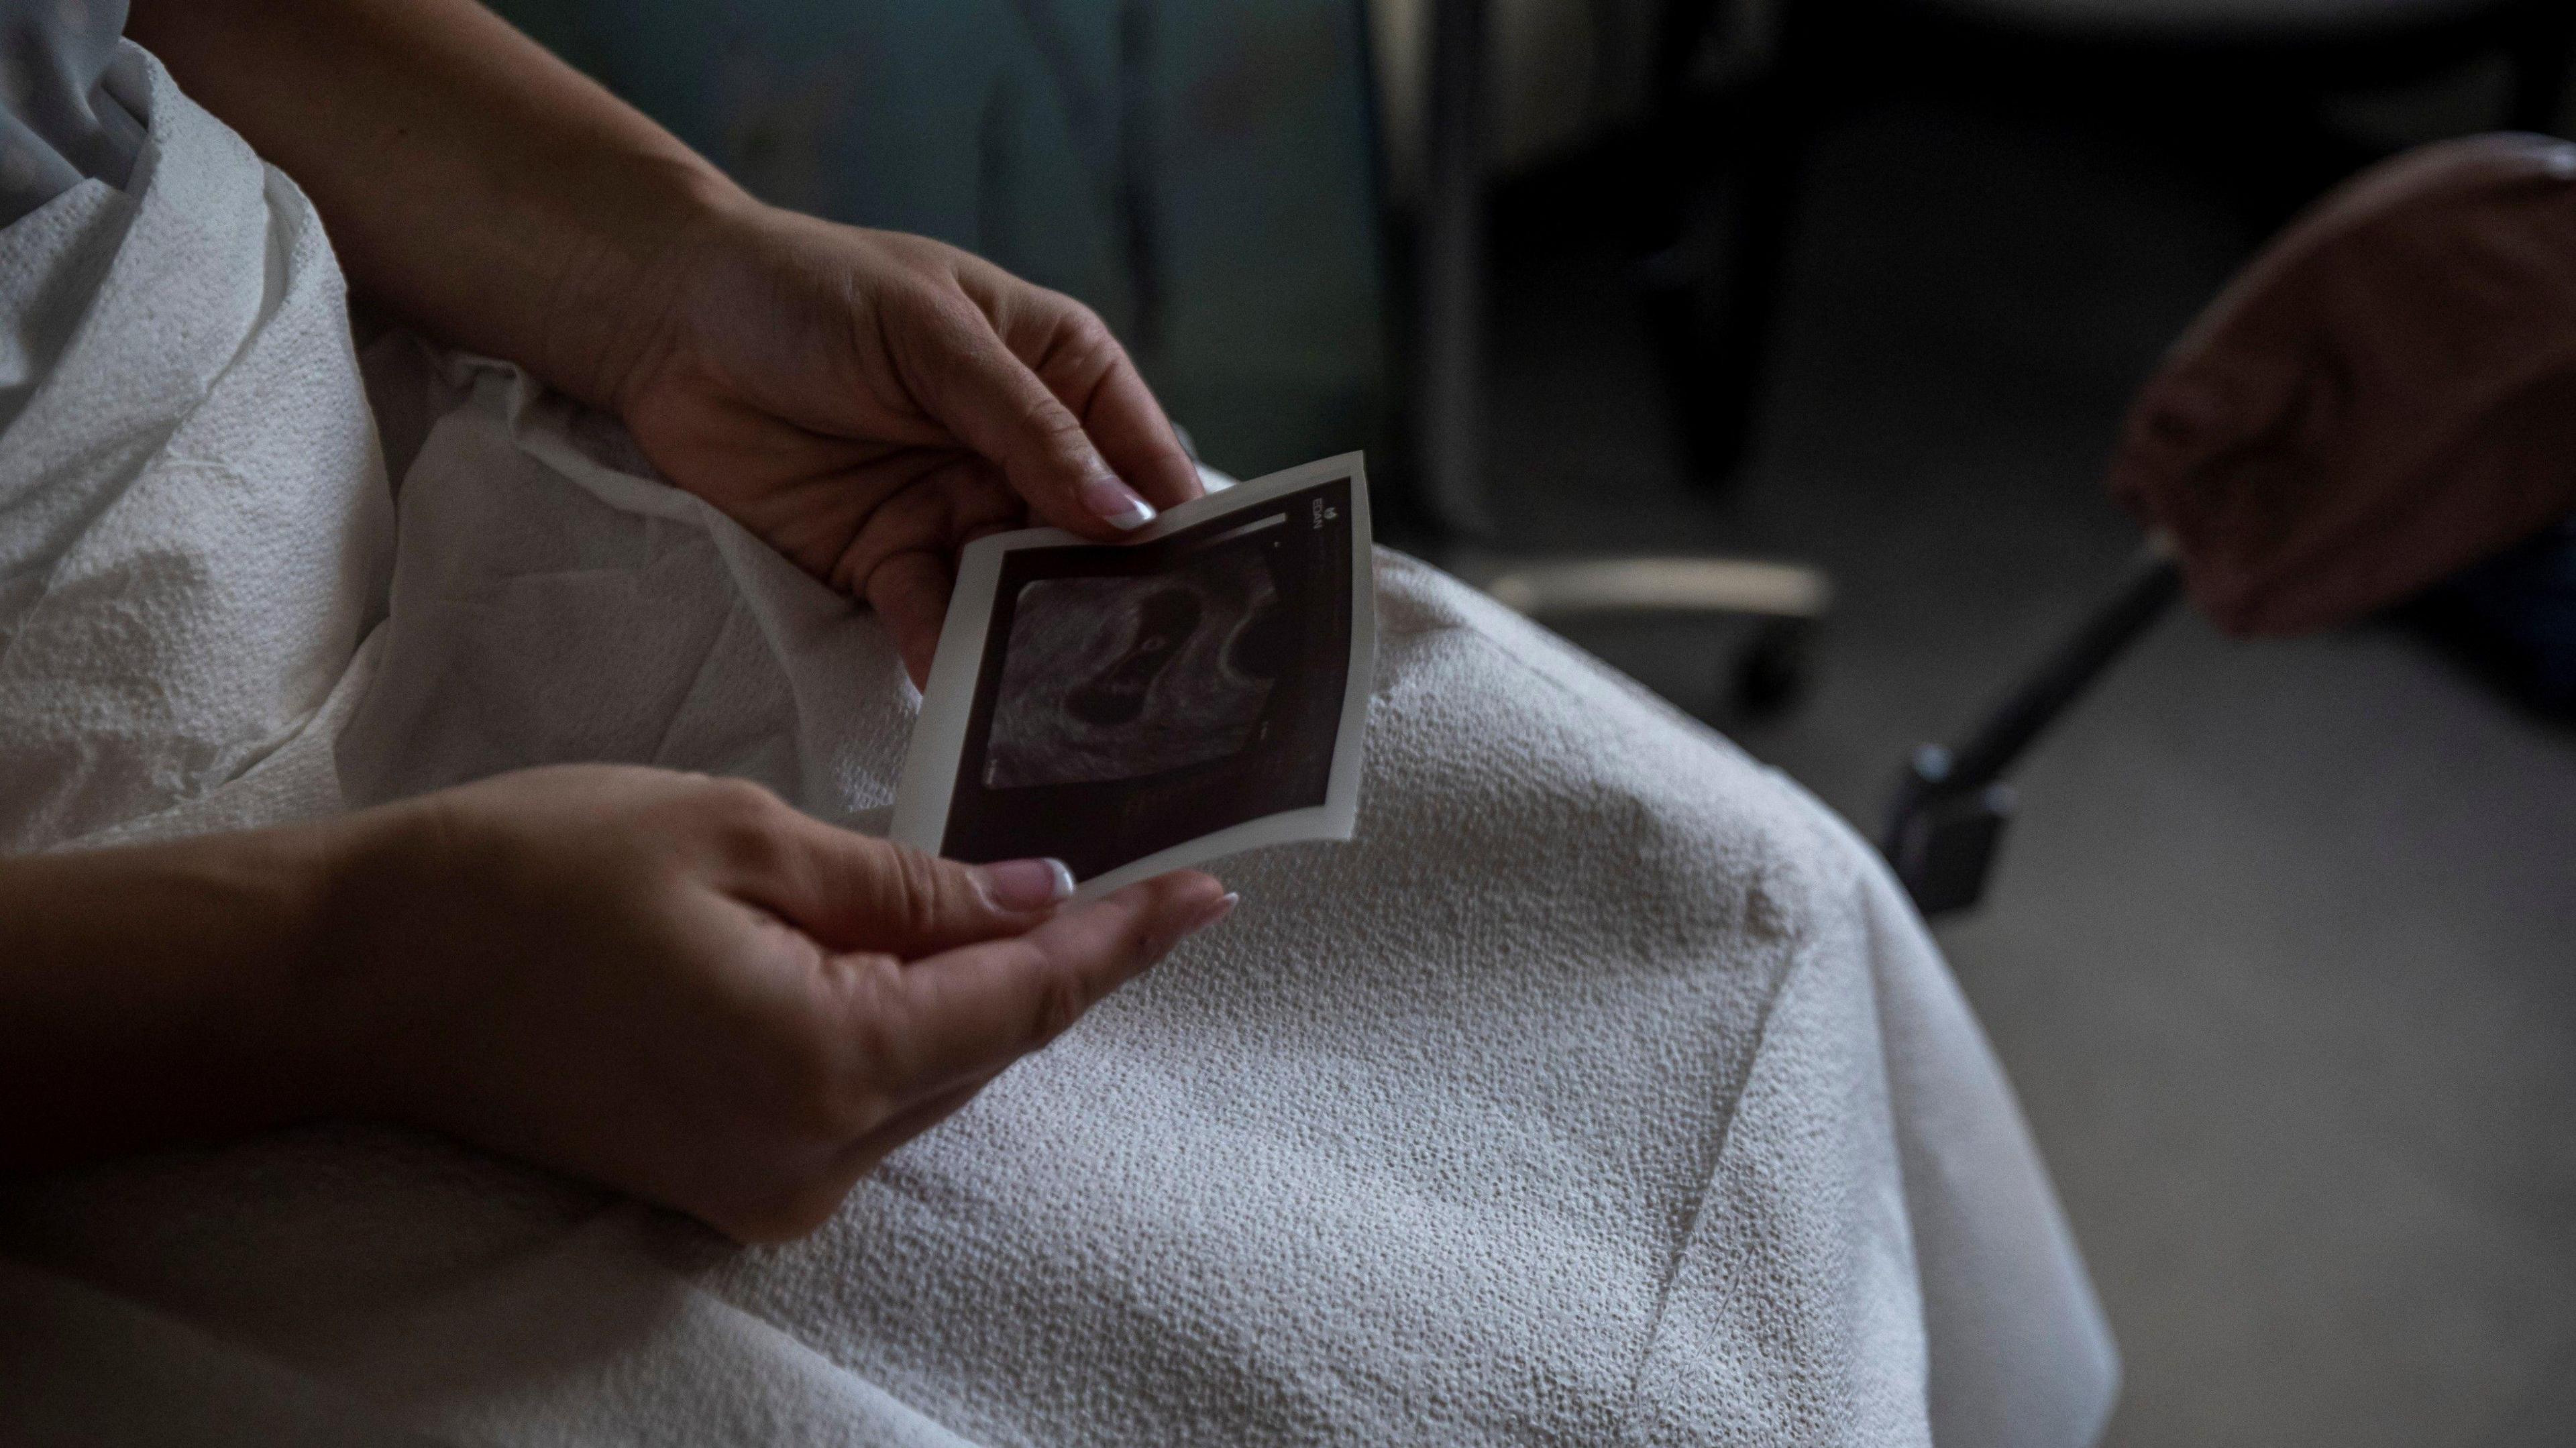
[1416,0,1495,539]
[1640,96,1808,487]
[2504,1,2576,134]
[1639,0,1731,250]
[1699,114,1803,480]
[1635,0,1840,488]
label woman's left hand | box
[131,0,1201,685]
[606,201,1204,683]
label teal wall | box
[494,0,1392,480]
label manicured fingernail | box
[1079,474,1157,531]
[1185,891,1240,935]
[979,857,1077,911]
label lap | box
[0,361,2108,1445]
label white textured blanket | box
[0,50,2116,1447]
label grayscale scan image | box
[983,534,1285,789]
[894,457,1369,889]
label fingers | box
[901,306,1153,539]
[863,548,951,688]
[817,451,1020,685]
[1042,341,1202,515]
[727,867,1227,1243]
[895,274,1197,540]
[865,871,1231,1091]
[724,799,1079,957]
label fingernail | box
[978,857,1077,911]
[1079,474,1157,531]
[1184,891,1240,935]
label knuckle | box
[1053,296,1114,348]
[701,779,792,870]
[1122,909,1169,966]
[708,775,782,819]
[1034,296,1128,377]
[887,846,954,936]
[914,288,992,349]
[782,995,910,1141]
[1028,966,1094,1048]
[1012,388,1085,449]
[828,953,910,1103]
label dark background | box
[1467,38,2576,1448]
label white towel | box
[0,50,2116,1448]
[0,44,392,856]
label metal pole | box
[1878,549,2182,916]
[1940,553,2182,791]
[1419,0,1493,537]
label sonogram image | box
[983,546,1287,789]
[923,470,1360,879]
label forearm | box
[125,0,749,409]
[0,822,364,1168]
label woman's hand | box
[315,766,1230,1241]
[607,205,1205,684]
[0,766,1229,1242]
[131,0,1203,685]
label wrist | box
[0,819,368,1164]
[297,795,466,1125]
[541,158,761,416]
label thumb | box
[738,813,1077,957]
[864,869,1231,1090]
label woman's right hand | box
[314,765,1230,1241]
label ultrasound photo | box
[984,526,1284,789]
[892,454,1374,895]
